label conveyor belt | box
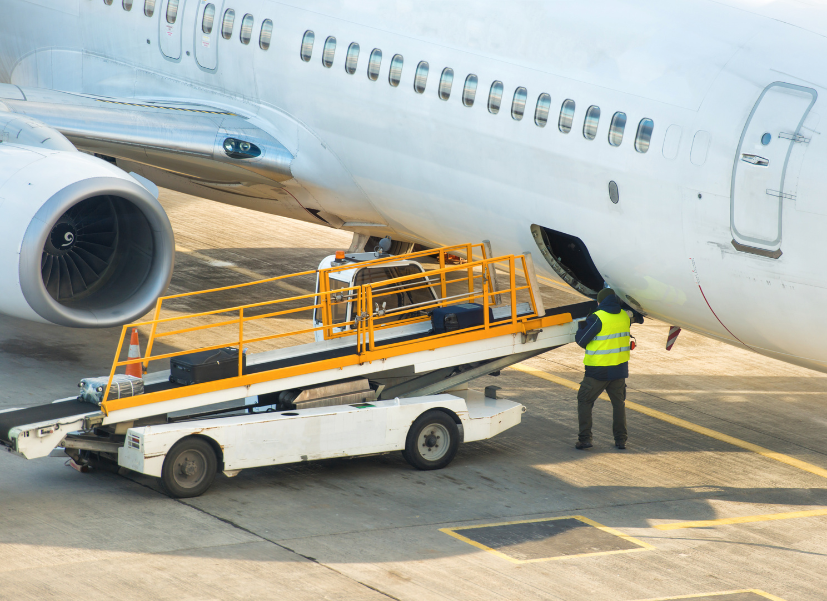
[141,303,595,395]
[141,329,433,394]
[0,301,597,446]
[0,399,95,445]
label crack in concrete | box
[121,472,401,601]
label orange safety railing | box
[101,243,549,411]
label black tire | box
[161,437,218,498]
[403,410,460,470]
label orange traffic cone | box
[125,328,143,378]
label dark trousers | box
[577,377,627,443]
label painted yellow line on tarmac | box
[631,589,785,601]
[511,364,827,481]
[655,507,827,531]
[440,515,653,563]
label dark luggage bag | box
[431,303,494,334]
[169,347,246,385]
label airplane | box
[0,0,825,374]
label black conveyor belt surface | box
[142,330,432,394]
[0,399,95,445]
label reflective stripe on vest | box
[592,332,630,341]
[584,309,631,367]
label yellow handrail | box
[102,243,544,408]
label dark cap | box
[596,288,616,304]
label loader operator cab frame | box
[313,252,439,342]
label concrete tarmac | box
[2,190,827,601]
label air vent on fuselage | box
[530,224,605,298]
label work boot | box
[615,440,627,450]
[575,440,593,450]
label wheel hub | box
[181,458,198,477]
[173,449,208,488]
[417,424,449,461]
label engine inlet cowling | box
[0,134,174,328]
[20,177,174,328]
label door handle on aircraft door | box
[778,132,810,144]
[765,189,796,200]
[741,154,769,166]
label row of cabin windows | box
[105,1,275,50]
[300,30,655,152]
[197,6,274,49]
[101,2,656,154]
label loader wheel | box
[161,437,217,498]
[403,410,459,470]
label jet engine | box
[0,137,174,328]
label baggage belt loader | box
[0,242,596,497]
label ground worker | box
[574,288,630,450]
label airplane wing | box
[0,83,294,187]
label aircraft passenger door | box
[158,0,187,60]
[195,0,222,70]
[731,82,816,257]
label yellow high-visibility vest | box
[583,309,631,367]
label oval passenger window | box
[166,0,179,24]
[462,74,478,107]
[259,19,273,50]
[635,118,655,153]
[300,30,314,62]
[559,99,575,133]
[608,112,626,147]
[583,105,600,140]
[345,43,360,74]
[389,54,403,87]
[488,81,503,114]
[322,36,336,68]
[239,14,254,45]
[438,68,453,101]
[367,49,382,81]
[534,93,551,127]
[202,4,215,34]
[414,61,429,94]
[511,87,527,121]
[221,9,235,40]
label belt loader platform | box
[0,242,595,497]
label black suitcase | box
[169,347,246,385]
[431,303,494,334]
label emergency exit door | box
[730,82,816,257]
[194,0,222,70]
[159,0,187,60]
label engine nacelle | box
[0,143,174,327]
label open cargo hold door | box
[530,224,604,298]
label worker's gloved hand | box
[577,320,587,330]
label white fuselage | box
[2,0,827,371]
